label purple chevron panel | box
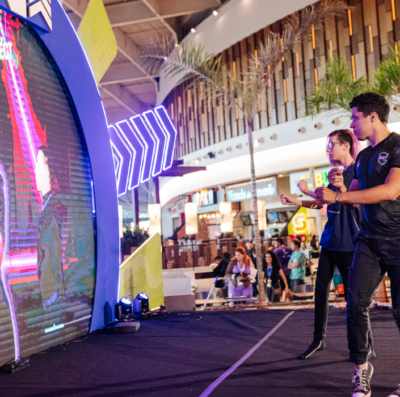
[116,120,142,189]
[108,125,131,196]
[109,106,177,193]
[130,115,155,183]
[142,110,167,177]
[154,106,177,170]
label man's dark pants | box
[314,248,354,340]
[347,236,400,365]
[291,279,304,290]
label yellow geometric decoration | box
[119,233,164,310]
[288,207,308,236]
[78,0,117,83]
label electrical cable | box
[157,308,202,322]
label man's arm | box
[344,179,361,209]
[315,168,400,205]
[288,260,300,269]
[280,194,324,209]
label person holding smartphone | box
[281,129,375,362]
[315,93,400,397]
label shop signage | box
[192,189,215,207]
[226,177,277,202]
[288,207,308,235]
[171,198,187,215]
[289,166,331,195]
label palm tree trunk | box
[246,120,266,305]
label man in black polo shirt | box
[316,92,400,397]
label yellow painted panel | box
[119,233,164,310]
[78,0,117,83]
[288,207,308,236]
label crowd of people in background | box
[121,227,150,256]
[210,234,320,305]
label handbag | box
[272,280,282,296]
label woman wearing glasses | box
[280,129,374,361]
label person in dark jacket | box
[213,252,231,297]
[281,129,373,361]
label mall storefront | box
[164,164,332,244]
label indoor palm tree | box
[373,45,400,106]
[305,55,368,117]
[305,44,400,117]
[139,0,349,304]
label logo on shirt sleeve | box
[378,152,389,165]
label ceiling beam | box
[63,0,155,83]
[100,62,157,85]
[101,84,144,115]
[106,0,220,28]
[149,0,219,18]
[141,0,176,39]
[104,107,139,125]
[62,0,156,115]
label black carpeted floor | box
[1,308,400,397]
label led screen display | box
[0,12,95,365]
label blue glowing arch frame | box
[0,1,120,332]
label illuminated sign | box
[171,198,187,215]
[109,106,178,197]
[0,2,119,367]
[0,36,13,61]
[288,207,308,235]
[192,189,215,207]
[289,166,331,195]
[226,177,277,202]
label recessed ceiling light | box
[213,10,218,16]
[278,174,284,177]
[191,28,196,33]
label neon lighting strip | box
[0,17,37,169]
[109,106,177,191]
[0,160,20,360]
[108,125,130,196]
[110,141,123,196]
[64,315,91,326]
[59,6,100,96]
[125,117,146,185]
[154,106,177,170]
[44,323,65,333]
[142,111,162,177]
[130,115,155,184]
[44,315,92,333]
[116,120,139,190]
[142,110,168,176]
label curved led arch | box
[0,0,119,353]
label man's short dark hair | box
[349,92,390,123]
[223,252,231,261]
[274,228,279,232]
[291,238,301,248]
[276,237,284,245]
[214,256,222,261]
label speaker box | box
[113,322,140,333]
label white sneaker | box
[387,384,400,396]
[352,362,373,397]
